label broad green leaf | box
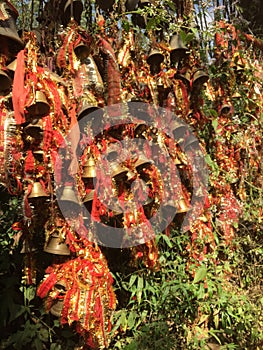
[193,266,207,283]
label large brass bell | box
[96,0,115,11]
[57,185,81,217]
[82,157,96,179]
[0,69,12,96]
[28,181,49,199]
[169,34,188,62]
[147,48,164,74]
[62,0,83,25]
[26,91,50,118]
[44,233,70,255]
[0,1,24,57]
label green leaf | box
[129,275,137,288]
[193,266,207,283]
[127,311,136,329]
[162,234,173,248]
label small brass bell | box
[74,42,90,61]
[26,91,50,118]
[96,0,115,11]
[28,181,49,199]
[44,234,70,255]
[135,154,152,172]
[0,69,12,96]
[7,58,16,70]
[0,1,24,57]
[176,198,190,213]
[110,161,128,181]
[58,185,81,205]
[50,281,67,317]
[77,100,99,121]
[82,157,96,179]
[62,0,83,25]
[182,134,199,151]
[50,299,64,317]
[147,48,164,74]
[20,239,37,254]
[174,71,191,87]
[220,104,231,115]
[126,169,136,182]
[171,119,187,141]
[192,70,209,87]
[169,34,188,62]
[128,101,151,122]
[24,120,43,140]
[83,189,94,212]
[232,91,241,99]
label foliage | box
[0,0,262,349]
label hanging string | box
[30,0,34,30]
[70,0,74,21]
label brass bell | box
[232,91,241,99]
[77,100,99,121]
[0,69,12,96]
[192,69,209,87]
[20,239,37,254]
[96,0,115,11]
[82,157,96,179]
[0,1,24,57]
[26,91,50,118]
[176,198,190,213]
[7,58,16,70]
[24,120,43,139]
[62,0,83,25]
[182,134,199,151]
[128,101,151,122]
[220,104,232,115]
[126,169,136,182]
[83,189,94,203]
[147,48,164,74]
[74,42,90,61]
[28,181,49,199]
[174,71,191,87]
[171,119,187,141]
[50,281,67,317]
[58,185,81,205]
[169,34,188,62]
[135,154,152,171]
[110,161,128,181]
[44,234,70,255]
[50,299,64,317]
[83,189,94,212]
